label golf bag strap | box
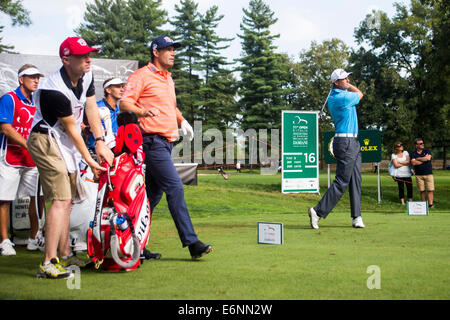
[121,212,135,233]
[108,209,140,269]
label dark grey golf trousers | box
[314,137,362,218]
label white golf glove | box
[181,120,194,141]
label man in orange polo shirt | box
[120,36,213,260]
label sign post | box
[281,111,319,194]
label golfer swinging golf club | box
[308,68,365,229]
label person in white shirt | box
[391,141,413,205]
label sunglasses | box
[395,144,403,148]
[416,142,424,145]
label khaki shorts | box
[415,174,434,192]
[27,132,77,202]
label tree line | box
[1,0,448,162]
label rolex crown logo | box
[364,139,370,146]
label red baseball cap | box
[59,37,99,58]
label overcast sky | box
[2,0,405,62]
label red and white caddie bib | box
[3,91,36,167]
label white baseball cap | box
[330,68,352,82]
[18,67,44,78]
[103,77,125,89]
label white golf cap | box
[103,77,125,89]
[18,67,44,78]
[330,68,352,82]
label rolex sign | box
[324,130,382,164]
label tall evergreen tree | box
[197,5,237,130]
[236,0,290,131]
[0,0,31,52]
[75,0,129,59]
[127,0,168,65]
[75,0,167,66]
[170,0,203,123]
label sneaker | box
[189,241,213,259]
[27,231,45,251]
[308,207,320,229]
[37,258,73,279]
[60,253,91,268]
[140,248,161,261]
[429,204,434,209]
[0,239,16,256]
[352,216,365,228]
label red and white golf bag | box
[87,123,151,271]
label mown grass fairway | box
[1,170,449,300]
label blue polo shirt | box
[87,99,120,149]
[327,88,360,135]
[0,86,34,150]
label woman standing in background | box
[391,141,413,205]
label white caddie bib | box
[31,69,93,173]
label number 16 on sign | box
[281,111,320,194]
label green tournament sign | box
[281,111,319,193]
[323,130,382,164]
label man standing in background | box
[86,77,125,152]
[411,138,434,209]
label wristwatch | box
[94,136,105,144]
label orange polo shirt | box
[121,63,185,142]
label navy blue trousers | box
[142,134,198,247]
